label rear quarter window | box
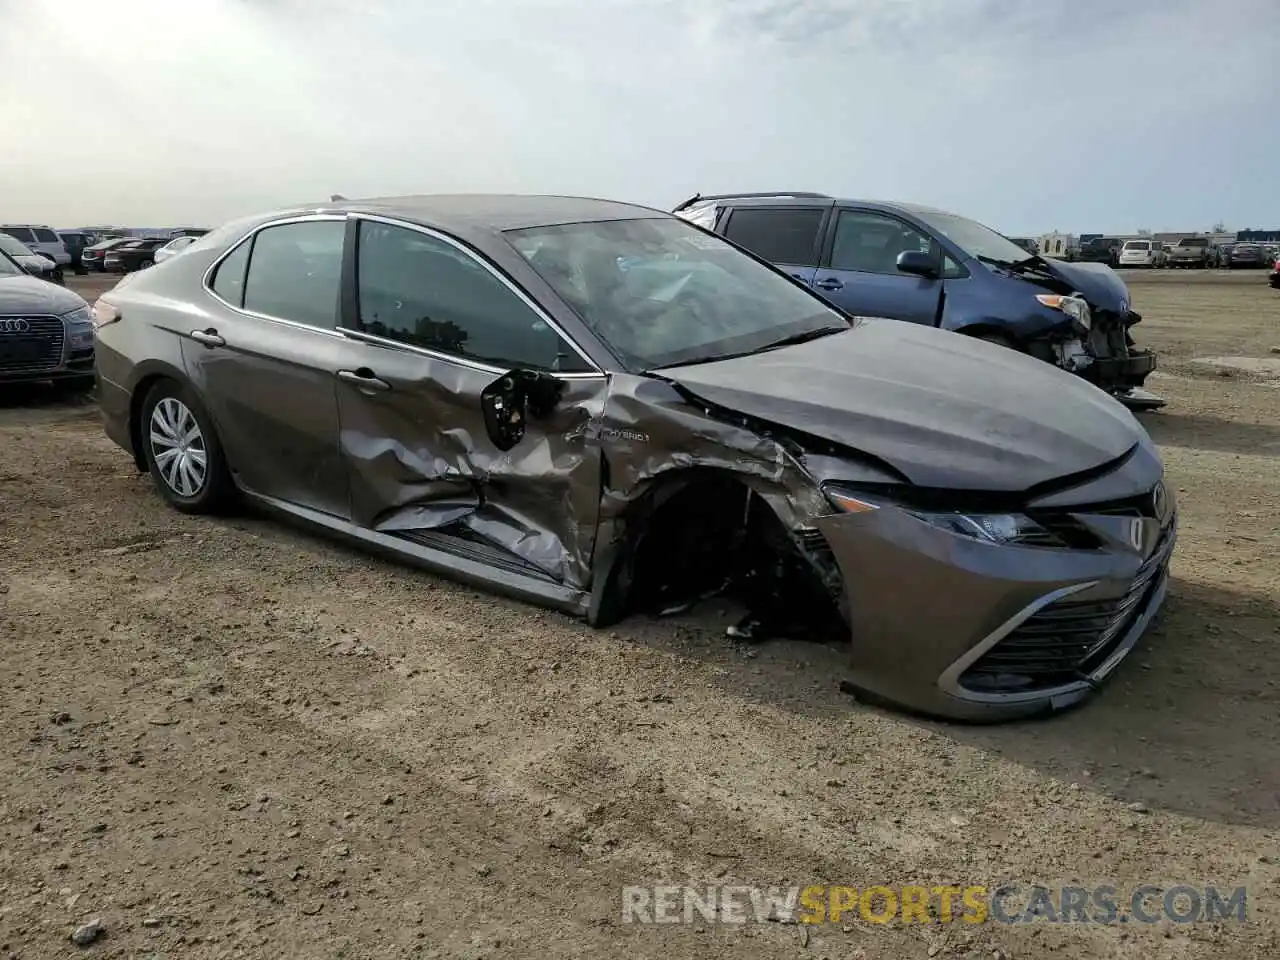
[722,207,824,266]
[2,227,35,243]
[34,228,59,242]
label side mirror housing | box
[896,250,938,278]
[480,370,566,452]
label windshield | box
[0,235,33,257]
[908,210,1034,265]
[506,217,847,370]
[0,250,23,278]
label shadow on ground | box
[1143,409,1280,457]
[621,573,1280,830]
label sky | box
[1,0,1276,236]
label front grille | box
[960,529,1171,693]
[0,315,64,374]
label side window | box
[34,228,59,243]
[831,211,934,275]
[2,227,35,243]
[242,221,344,327]
[355,221,590,372]
[209,238,252,307]
[942,254,966,279]
[722,208,824,266]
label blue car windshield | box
[911,210,1035,265]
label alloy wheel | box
[149,397,208,497]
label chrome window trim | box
[348,213,605,378]
[200,213,350,339]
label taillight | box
[90,299,121,329]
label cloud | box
[0,0,1275,233]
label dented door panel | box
[333,336,608,587]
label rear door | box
[182,216,353,518]
[811,207,942,325]
[331,216,607,588]
[718,205,829,285]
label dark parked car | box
[57,231,98,274]
[91,195,1177,721]
[103,237,168,273]
[1077,237,1123,267]
[1227,242,1269,269]
[0,248,95,389]
[1270,254,1280,289]
[674,192,1163,410]
[82,237,139,272]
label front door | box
[332,217,607,589]
[812,208,943,325]
[718,204,829,286]
[182,217,352,518]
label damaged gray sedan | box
[93,195,1176,720]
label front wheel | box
[139,380,233,514]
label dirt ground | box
[1,270,1278,959]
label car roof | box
[688,194,959,218]
[278,194,669,234]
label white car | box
[153,235,199,264]
[0,224,70,265]
[1118,239,1159,268]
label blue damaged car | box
[674,192,1164,410]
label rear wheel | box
[139,258,154,269]
[139,380,233,514]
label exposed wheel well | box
[602,469,846,639]
[956,325,1019,349]
[127,374,177,472]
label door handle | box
[337,368,391,392]
[189,328,225,347]
[814,277,844,291]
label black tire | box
[138,379,233,514]
[139,258,154,269]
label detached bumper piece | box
[960,528,1173,695]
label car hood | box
[660,319,1144,492]
[0,274,87,313]
[1025,257,1131,312]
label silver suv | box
[0,225,70,265]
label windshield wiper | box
[754,325,849,353]
[976,254,1052,275]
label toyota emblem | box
[0,318,32,334]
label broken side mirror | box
[480,369,567,452]
[896,250,938,278]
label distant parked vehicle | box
[1077,237,1123,267]
[57,231,97,274]
[153,235,200,264]
[81,237,138,272]
[1168,237,1211,268]
[1008,237,1039,255]
[0,234,63,284]
[0,225,70,266]
[103,237,168,273]
[0,247,94,390]
[1270,254,1280,289]
[1228,242,1270,269]
[1118,239,1160,268]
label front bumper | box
[814,497,1176,721]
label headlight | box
[62,306,92,327]
[907,510,1062,545]
[824,485,1065,547]
[1036,293,1091,334]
